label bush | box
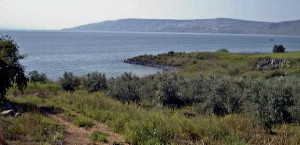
[251,78,294,131]
[194,52,218,60]
[201,76,243,116]
[89,131,108,143]
[168,51,175,56]
[59,72,80,92]
[0,35,27,101]
[1,113,63,144]
[138,76,159,103]
[109,72,141,103]
[159,75,185,108]
[83,72,107,93]
[217,48,229,53]
[264,70,285,79]
[73,116,94,128]
[28,70,49,83]
[273,45,286,53]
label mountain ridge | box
[63,18,300,35]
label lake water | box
[1,30,300,80]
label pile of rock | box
[0,102,20,117]
[257,58,289,70]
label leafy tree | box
[83,72,107,93]
[273,45,286,53]
[138,76,159,103]
[108,72,140,103]
[201,75,243,116]
[159,75,184,108]
[0,35,27,102]
[28,70,49,83]
[217,48,229,53]
[251,78,294,132]
[59,72,80,92]
[167,51,175,56]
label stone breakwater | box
[257,58,290,70]
[124,59,178,73]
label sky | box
[1,0,300,30]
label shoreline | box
[124,59,179,74]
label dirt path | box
[49,114,126,145]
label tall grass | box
[7,88,300,144]
[1,113,63,144]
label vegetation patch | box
[0,113,63,144]
[72,116,94,128]
[89,131,108,143]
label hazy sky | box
[1,0,300,30]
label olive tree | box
[200,75,243,116]
[273,45,286,53]
[59,72,80,92]
[159,75,185,108]
[0,35,27,102]
[251,78,294,132]
[83,72,107,93]
[108,72,140,103]
[28,70,49,83]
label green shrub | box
[194,52,218,60]
[108,72,141,103]
[200,76,243,116]
[273,45,286,53]
[168,51,175,56]
[217,48,229,53]
[59,72,80,92]
[138,77,159,103]
[89,131,108,143]
[264,70,285,79]
[83,72,107,93]
[159,75,185,108]
[1,113,63,143]
[251,78,294,131]
[125,122,166,144]
[73,116,94,128]
[28,70,49,83]
[0,35,27,101]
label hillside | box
[63,18,300,35]
[2,51,300,144]
[1,50,300,144]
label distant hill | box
[63,18,300,35]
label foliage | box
[89,131,108,143]
[159,75,185,108]
[28,70,49,83]
[0,35,27,101]
[108,72,141,103]
[194,52,218,60]
[217,48,229,53]
[3,49,300,144]
[1,113,63,144]
[59,72,80,92]
[83,72,107,93]
[251,78,294,130]
[168,51,175,56]
[7,77,300,144]
[273,45,286,53]
[73,116,94,128]
[200,75,243,116]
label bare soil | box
[49,114,127,145]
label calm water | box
[1,30,300,80]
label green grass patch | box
[127,51,300,77]
[72,116,94,128]
[1,113,63,144]
[89,131,108,143]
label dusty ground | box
[49,114,127,145]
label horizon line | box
[1,17,300,31]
